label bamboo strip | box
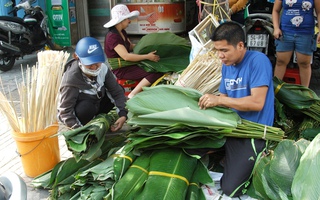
[175,50,222,94]
[0,50,70,133]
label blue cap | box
[75,37,105,65]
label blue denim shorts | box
[275,33,317,55]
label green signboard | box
[46,0,71,47]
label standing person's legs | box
[220,137,266,197]
[296,52,312,87]
[295,34,316,87]
[274,51,293,78]
[274,34,295,79]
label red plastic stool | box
[283,68,301,84]
[117,79,140,96]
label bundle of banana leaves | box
[273,77,320,140]
[125,85,284,152]
[110,148,213,200]
[273,76,320,121]
[108,32,191,73]
[31,131,128,199]
[62,112,122,161]
[248,134,320,200]
[32,155,114,199]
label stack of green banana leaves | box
[124,85,284,152]
[273,77,320,140]
[31,113,129,199]
[62,112,123,161]
[107,32,191,73]
[32,150,119,199]
[247,135,320,200]
[110,148,213,200]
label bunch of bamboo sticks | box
[175,49,222,94]
[0,50,70,133]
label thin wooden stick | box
[0,50,70,133]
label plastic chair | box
[283,68,301,84]
[117,79,140,96]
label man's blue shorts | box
[275,33,317,56]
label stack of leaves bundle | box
[175,49,222,94]
[274,76,320,121]
[107,32,191,73]
[125,85,284,152]
[0,50,70,132]
[111,148,213,200]
[31,131,128,199]
[62,112,125,162]
[273,77,320,140]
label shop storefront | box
[112,0,186,35]
[0,0,197,45]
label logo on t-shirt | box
[224,77,246,91]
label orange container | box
[11,125,61,178]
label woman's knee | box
[75,101,98,125]
[297,61,311,69]
[275,58,290,66]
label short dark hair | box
[210,21,245,47]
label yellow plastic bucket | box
[11,125,61,178]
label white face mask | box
[79,63,102,77]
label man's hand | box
[198,94,220,110]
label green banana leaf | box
[108,32,191,73]
[31,157,89,189]
[129,107,238,128]
[251,151,285,200]
[186,160,214,200]
[135,148,198,200]
[137,44,191,73]
[78,185,109,200]
[72,156,115,187]
[113,150,137,181]
[127,85,240,127]
[250,139,311,200]
[62,113,118,161]
[124,127,226,152]
[126,85,284,147]
[269,140,303,196]
[292,134,320,200]
[133,32,190,52]
[112,151,153,200]
[273,77,320,121]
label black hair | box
[210,21,245,47]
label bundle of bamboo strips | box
[175,49,222,94]
[0,50,70,133]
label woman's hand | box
[110,116,126,132]
[147,50,160,62]
[273,28,282,39]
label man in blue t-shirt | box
[198,21,274,197]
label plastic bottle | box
[51,0,64,29]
